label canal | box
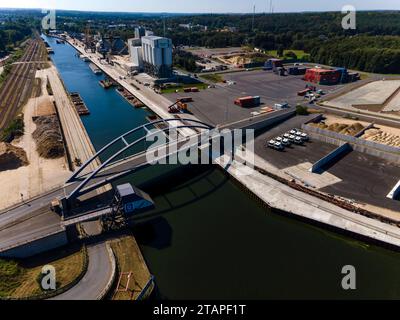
[45,35,400,299]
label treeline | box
[310,36,400,74]
[173,50,203,73]
[9,9,400,74]
[0,19,35,56]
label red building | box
[303,68,341,85]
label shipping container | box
[234,96,261,108]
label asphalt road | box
[50,242,113,300]
[321,151,400,211]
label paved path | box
[50,242,114,300]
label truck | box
[297,88,311,96]
[274,103,289,110]
[177,97,193,103]
[234,96,261,108]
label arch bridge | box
[64,118,214,203]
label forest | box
[3,9,400,73]
[0,11,37,56]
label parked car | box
[268,140,276,148]
[293,136,303,145]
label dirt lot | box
[0,70,70,210]
[187,47,246,58]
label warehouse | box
[304,68,341,85]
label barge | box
[69,92,90,115]
[99,78,115,89]
[79,54,90,62]
[89,62,102,75]
[117,86,145,108]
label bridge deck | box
[63,207,112,227]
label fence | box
[310,143,352,173]
[136,275,155,301]
[303,124,400,164]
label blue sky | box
[1,0,400,13]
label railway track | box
[0,37,46,131]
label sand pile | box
[32,115,65,159]
[0,142,29,171]
[226,55,251,65]
[310,122,364,136]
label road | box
[50,242,114,300]
[67,38,197,137]
[44,65,99,172]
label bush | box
[0,259,24,297]
[296,105,309,115]
[285,51,298,59]
[0,117,24,142]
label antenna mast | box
[252,4,255,31]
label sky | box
[1,0,400,13]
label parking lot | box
[320,151,400,211]
[253,115,400,211]
[253,115,337,169]
[165,70,343,126]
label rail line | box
[0,37,45,131]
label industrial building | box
[135,26,146,39]
[141,35,173,78]
[96,36,128,55]
[129,44,144,71]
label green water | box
[45,35,400,300]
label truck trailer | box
[234,96,261,108]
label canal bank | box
[63,34,400,250]
[45,35,400,299]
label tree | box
[296,105,309,116]
[277,46,284,57]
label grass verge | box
[111,235,152,300]
[200,73,225,83]
[267,49,310,60]
[0,245,85,299]
[161,82,208,94]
